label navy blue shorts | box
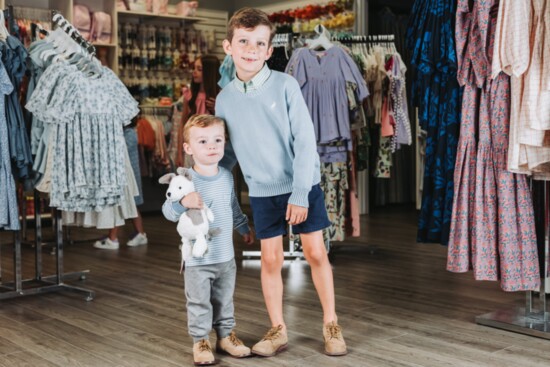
[249,184,331,240]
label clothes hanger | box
[307,25,333,51]
[40,29,65,61]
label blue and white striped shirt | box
[161,167,249,267]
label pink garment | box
[89,12,112,44]
[194,92,207,114]
[380,96,394,137]
[73,5,91,41]
[182,88,207,115]
[447,0,540,292]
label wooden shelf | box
[93,42,116,47]
[139,105,173,109]
[117,9,206,22]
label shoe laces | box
[227,332,244,346]
[325,322,343,340]
[198,340,212,352]
[262,325,283,341]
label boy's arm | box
[231,186,250,235]
[219,139,238,171]
[216,97,238,171]
[287,79,318,208]
[161,200,187,222]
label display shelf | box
[93,42,116,47]
[117,9,207,22]
[139,104,172,108]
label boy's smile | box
[223,25,273,82]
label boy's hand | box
[180,192,203,209]
[286,204,308,225]
[242,231,254,245]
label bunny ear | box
[158,173,176,184]
[177,167,193,181]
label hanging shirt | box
[286,46,369,162]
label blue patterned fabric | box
[0,36,31,180]
[407,0,462,245]
[0,53,18,230]
[25,61,139,212]
[124,127,143,206]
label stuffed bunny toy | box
[159,167,214,270]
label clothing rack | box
[0,191,95,301]
[243,226,304,260]
[13,6,52,22]
[476,181,550,339]
[0,8,94,301]
[139,105,173,115]
[332,34,395,44]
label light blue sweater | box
[161,167,249,267]
[216,69,321,207]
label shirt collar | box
[234,63,271,93]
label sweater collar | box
[233,63,271,94]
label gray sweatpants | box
[184,259,236,342]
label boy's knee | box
[304,247,327,266]
[261,252,283,270]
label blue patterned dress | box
[0,55,18,230]
[407,0,462,245]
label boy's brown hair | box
[183,114,226,144]
[227,7,275,44]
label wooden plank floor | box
[1,205,549,366]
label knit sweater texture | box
[216,69,320,207]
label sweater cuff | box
[171,201,187,215]
[288,187,311,208]
[236,223,250,236]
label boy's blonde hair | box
[227,7,275,44]
[183,114,226,144]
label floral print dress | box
[447,0,540,291]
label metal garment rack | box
[476,181,550,339]
[0,8,93,301]
[243,226,304,260]
[0,191,95,301]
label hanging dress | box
[0,54,18,230]
[407,0,462,245]
[447,0,540,291]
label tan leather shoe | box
[193,339,216,365]
[251,325,288,357]
[216,331,251,358]
[323,321,347,356]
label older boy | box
[216,7,347,357]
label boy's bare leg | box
[300,230,337,324]
[260,235,286,331]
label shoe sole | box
[215,347,252,358]
[193,359,218,366]
[127,243,147,247]
[325,350,348,356]
[251,343,288,357]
